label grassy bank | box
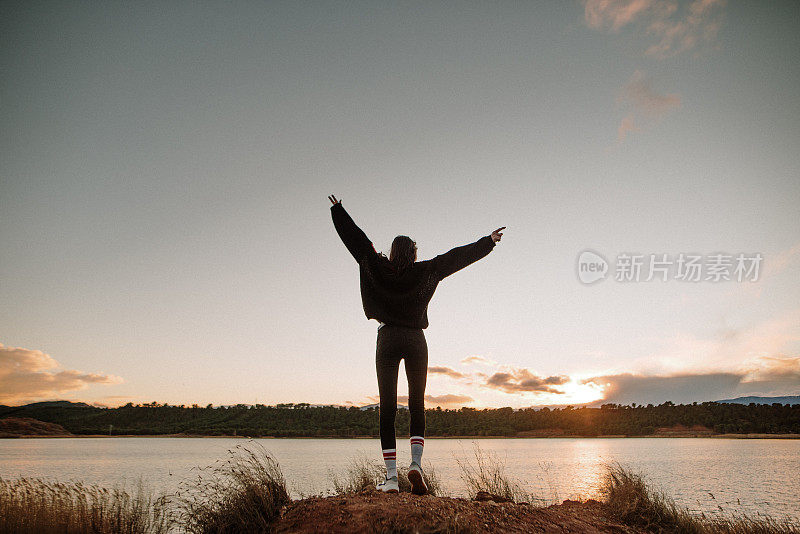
[601,464,799,533]
[0,443,797,533]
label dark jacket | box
[331,203,496,329]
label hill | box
[0,417,72,437]
[716,395,800,405]
[19,401,94,408]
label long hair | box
[388,235,417,272]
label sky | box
[1,0,799,409]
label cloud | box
[0,343,123,405]
[616,70,681,142]
[617,114,640,142]
[619,71,682,117]
[427,366,467,380]
[645,0,725,57]
[435,358,572,397]
[461,355,497,366]
[585,0,656,31]
[583,356,800,405]
[484,368,570,394]
[742,356,800,388]
[584,0,726,58]
[583,372,742,404]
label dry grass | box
[0,476,169,534]
[0,442,291,534]
[173,441,290,533]
[329,451,442,496]
[453,441,543,505]
[600,464,800,534]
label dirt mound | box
[274,489,641,533]
[0,417,72,437]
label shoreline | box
[3,433,800,439]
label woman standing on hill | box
[328,194,504,494]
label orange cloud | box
[742,356,800,384]
[616,71,680,142]
[585,0,656,31]
[485,369,570,394]
[645,0,725,57]
[0,343,123,405]
[427,366,467,380]
[584,0,726,58]
[460,355,497,366]
[619,70,681,116]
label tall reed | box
[0,476,169,534]
[600,464,800,534]
[173,441,290,534]
[453,441,542,505]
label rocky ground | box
[273,488,642,533]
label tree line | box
[1,400,798,437]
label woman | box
[328,194,504,494]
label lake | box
[1,437,798,521]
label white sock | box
[382,449,397,479]
[410,436,424,466]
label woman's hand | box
[491,227,506,243]
[328,194,341,205]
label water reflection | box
[568,438,611,499]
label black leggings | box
[376,324,428,450]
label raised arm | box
[329,195,375,262]
[431,227,505,280]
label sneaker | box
[407,462,428,495]
[376,475,399,493]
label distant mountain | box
[22,401,94,408]
[715,395,800,405]
[0,400,96,418]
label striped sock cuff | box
[410,436,424,445]
[382,449,396,459]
